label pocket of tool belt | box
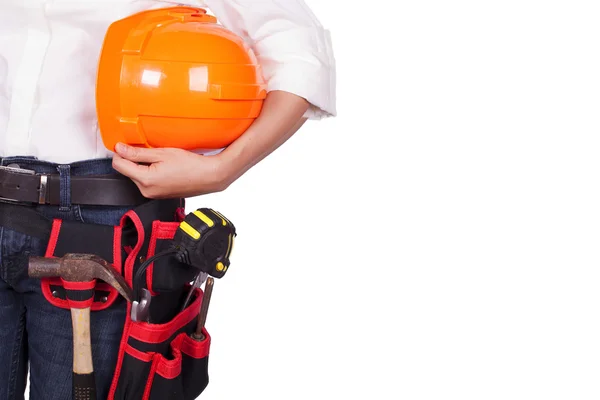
[109,288,211,400]
[144,220,197,296]
[40,209,196,312]
[41,218,125,310]
[130,217,198,324]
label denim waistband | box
[0,156,118,176]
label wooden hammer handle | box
[71,307,96,400]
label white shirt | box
[0,0,336,164]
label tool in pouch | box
[131,208,236,323]
[28,254,134,400]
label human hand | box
[111,143,231,199]
[111,92,310,199]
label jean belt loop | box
[57,164,71,211]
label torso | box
[0,0,206,163]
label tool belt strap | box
[0,199,189,311]
[0,202,52,238]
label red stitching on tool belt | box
[145,222,160,296]
[129,289,202,344]
[176,207,186,222]
[108,210,145,400]
[66,298,95,309]
[45,219,62,257]
[61,280,97,291]
[156,334,184,379]
[41,220,67,309]
[145,221,180,296]
[41,219,123,311]
[43,281,118,310]
[123,210,145,288]
[61,279,97,309]
[95,282,119,308]
[41,278,63,307]
[114,226,123,275]
[125,344,154,363]
[181,330,211,359]
[142,355,161,400]
[108,304,132,400]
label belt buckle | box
[0,165,48,205]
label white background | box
[27,0,600,399]
[196,1,600,399]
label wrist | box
[212,148,248,190]
[203,91,310,191]
[185,152,233,193]
[217,144,247,183]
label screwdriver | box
[192,277,214,341]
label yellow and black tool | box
[174,208,236,312]
[173,208,236,279]
[131,208,236,320]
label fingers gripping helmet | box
[96,7,267,151]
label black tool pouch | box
[108,289,210,400]
[108,199,212,400]
[40,200,197,317]
[37,198,211,400]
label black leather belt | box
[0,165,149,206]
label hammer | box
[29,254,133,400]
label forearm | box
[219,90,310,183]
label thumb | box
[115,143,165,163]
[112,153,150,183]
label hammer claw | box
[96,265,133,303]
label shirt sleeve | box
[203,0,337,120]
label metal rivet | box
[139,256,145,263]
[51,290,59,297]
[100,296,108,303]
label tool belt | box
[0,198,211,399]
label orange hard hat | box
[96,6,267,152]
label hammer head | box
[29,254,133,303]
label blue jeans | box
[0,157,135,400]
